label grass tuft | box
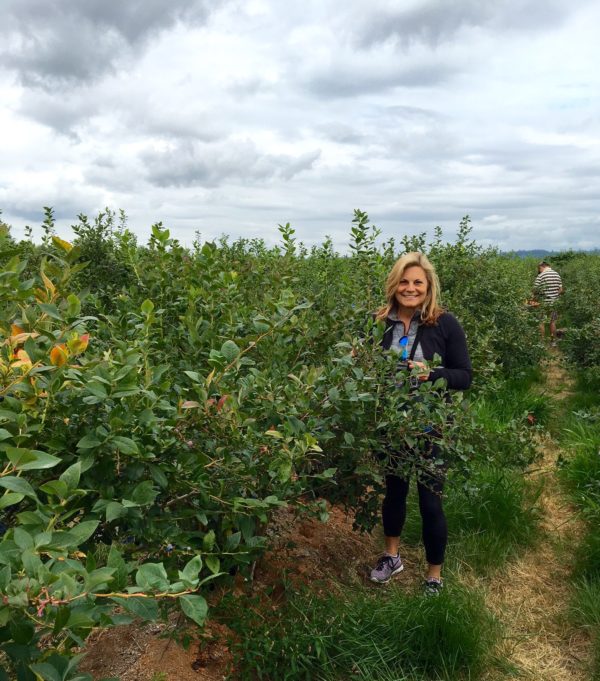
[225,584,500,681]
[402,466,541,575]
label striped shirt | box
[534,268,562,302]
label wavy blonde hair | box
[375,252,443,325]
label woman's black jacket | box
[380,312,472,391]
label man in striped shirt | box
[534,261,563,343]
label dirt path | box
[481,352,591,680]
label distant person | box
[369,252,472,595]
[533,261,563,344]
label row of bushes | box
[0,209,552,680]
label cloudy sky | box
[1,0,599,251]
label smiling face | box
[395,265,429,314]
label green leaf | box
[202,530,216,552]
[252,320,270,333]
[53,606,70,635]
[84,381,108,399]
[66,607,96,630]
[183,370,202,383]
[111,436,139,455]
[85,567,115,592]
[14,527,34,550]
[40,480,68,498]
[135,562,169,591]
[110,596,159,621]
[179,594,208,626]
[59,461,81,490]
[67,520,99,546]
[39,303,63,321]
[29,663,62,681]
[34,531,52,548]
[5,446,61,471]
[0,540,20,566]
[129,480,158,506]
[220,340,240,362]
[205,555,220,575]
[76,433,103,449]
[66,293,82,317]
[9,616,35,643]
[180,555,202,586]
[22,547,43,575]
[0,565,11,589]
[0,492,24,509]
[225,531,241,551]
[106,502,125,522]
[141,299,154,315]
[0,428,12,441]
[0,476,37,499]
[107,545,128,591]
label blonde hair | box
[375,252,443,325]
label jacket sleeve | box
[428,314,472,390]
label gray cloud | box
[142,140,321,188]
[354,0,583,48]
[305,60,456,98]
[17,89,99,137]
[2,0,220,88]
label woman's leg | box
[416,469,446,579]
[370,474,410,583]
[382,474,410,549]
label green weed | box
[225,584,500,681]
[401,467,541,575]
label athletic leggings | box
[382,447,447,565]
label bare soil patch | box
[81,505,398,680]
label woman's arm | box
[427,314,472,390]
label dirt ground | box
[80,505,394,681]
[80,351,592,681]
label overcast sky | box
[1,0,599,251]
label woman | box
[369,252,471,594]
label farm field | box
[0,210,599,681]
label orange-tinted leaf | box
[41,271,56,297]
[34,287,48,303]
[67,333,90,354]
[12,349,33,369]
[11,323,25,336]
[50,344,68,367]
[182,400,201,409]
[9,332,39,347]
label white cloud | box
[1,0,599,251]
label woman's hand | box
[408,360,430,381]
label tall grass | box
[400,466,541,575]
[224,584,500,681]
[558,375,600,679]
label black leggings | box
[382,459,447,566]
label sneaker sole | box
[370,563,404,584]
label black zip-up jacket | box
[381,312,472,390]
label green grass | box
[224,583,501,681]
[555,371,600,678]
[401,466,541,575]
[476,371,551,427]
[570,580,600,681]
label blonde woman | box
[369,253,471,594]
